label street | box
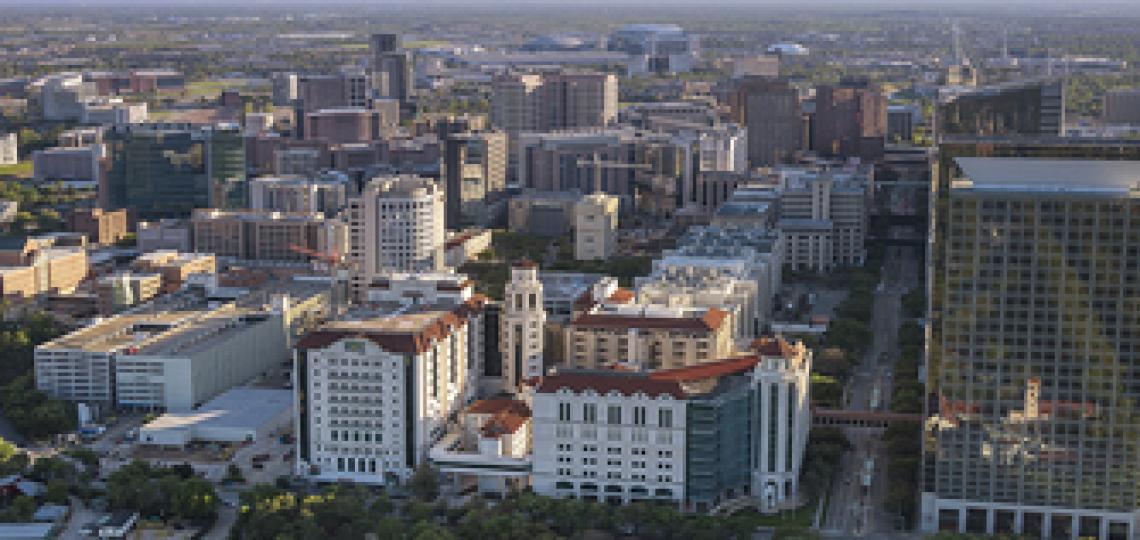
[822,246,919,538]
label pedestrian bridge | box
[811,408,923,429]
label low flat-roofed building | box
[36,302,287,412]
[138,387,292,446]
[136,219,191,252]
[68,208,129,245]
[0,523,53,539]
[131,250,216,293]
[191,208,328,262]
[508,190,582,236]
[95,271,162,315]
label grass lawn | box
[0,161,33,178]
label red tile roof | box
[751,336,796,357]
[535,372,686,400]
[481,411,529,438]
[648,355,759,383]
[513,258,538,269]
[466,398,531,417]
[571,307,729,332]
[607,288,636,304]
[296,313,463,354]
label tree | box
[44,479,69,504]
[409,464,440,501]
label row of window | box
[558,402,674,427]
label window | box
[583,403,597,423]
[559,402,571,422]
[607,405,621,425]
[658,408,673,428]
[633,406,646,426]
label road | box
[822,246,919,538]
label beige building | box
[132,251,216,293]
[0,265,37,299]
[191,209,328,262]
[69,208,129,245]
[347,175,445,297]
[574,193,619,261]
[773,168,870,272]
[0,235,88,299]
[500,260,546,389]
[0,133,15,165]
[564,303,734,371]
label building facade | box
[500,261,546,389]
[575,193,619,261]
[922,157,1140,539]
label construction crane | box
[289,244,351,316]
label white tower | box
[501,259,546,389]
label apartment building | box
[564,303,734,371]
[191,209,328,262]
[921,157,1140,539]
[136,220,191,252]
[574,193,619,261]
[35,302,287,412]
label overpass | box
[812,408,923,429]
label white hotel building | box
[293,295,486,484]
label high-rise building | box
[517,129,692,219]
[271,72,298,106]
[295,71,369,116]
[574,193,619,261]
[813,79,887,162]
[774,167,870,271]
[347,175,445,296]
[936,80,1064,139]
[249,174,348,217]
[442,131,508,228]
[1103,87,1140,125]
[102,123,246,218]
[922,157,1140,538]
[500,260,546,389]
[302,107,396,144]
[491,72,618,135]
[371,33,413,110]
[728,77,802,167]
[293,283,487,484]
